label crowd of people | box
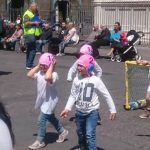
[0,2,79,70]
[90,22,129,59]
[0,2,149,150]
[0,3,131,65]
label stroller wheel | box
[115,55,122,62]
[111,56,115,61]
[135,55,142,60]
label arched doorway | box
[10,0,24,21]
[58,1,69,22]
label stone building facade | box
[93,0,150,45]
[0,0,91,22]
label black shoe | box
[95,55,101,59]
[97,120,102,125]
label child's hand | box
[60,109,70,118]
[109,113,116,121]
[67,78,72,82]
[51,57,56,65]
[136,60,141,64]
[136,60,149,65]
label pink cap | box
[79,44,93,55]
[77,54,95,70]
[39,53,56,66]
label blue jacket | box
[110,30,120,41]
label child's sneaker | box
[56,129,69,143]
[28,140,45,149]
[139,110,150,119]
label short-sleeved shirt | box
[34,71,59,114]
[68,27,79,42]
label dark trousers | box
[91,39,110,57]
[24,35,36,68]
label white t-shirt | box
[34,71,59,114]
[65,75,116,113]
[67,27,79,42]
[0,119,13,150]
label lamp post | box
[55,0,59,31]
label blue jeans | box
[59,40,75,53]
[24,35,36,67]
[75,110,98,150]
[37,112,64,142]
[36,40,49,53]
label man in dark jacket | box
[58,21,68,41]
[36,23,52,54]
[90,24,110,58]
[0,16,4,49]
[1,22,16,50]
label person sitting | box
[120,31,128,46]
[48,21,68,55]
[90,24,110,58]
[15,15,22,25]
[1,22,16,50]
[58,21,68,42]
[36,23,52,54]
[5,24,23,50]
[0,16,4,49]
[106,22,122,57]
[56,22,79,56]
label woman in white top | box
[5,24,23,50]
[57,22,79,56]
[0,102,14,150]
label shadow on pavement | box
[69,116,75,122]
[65,52,77,57]
[0,71,12,75]
[70,145,105,150]
[32,132,60,144]
[136,134,150,137]
[45,132,59,144]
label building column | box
[93,0,103,26]
[55,1,59,30]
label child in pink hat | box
[61,55,117,150]
[27,53,68,150]
[67,44,102,82]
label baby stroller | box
[111,30,144,62]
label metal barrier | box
[0,8,23,22]
[93,0,150,46]
[69,5,94,37]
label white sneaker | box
[56,129,69,143]
[56,53,65,56]
[139,110,150,119]
[36,52,42,55]
[28,140,45,149]
[26,67,32,70]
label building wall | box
[0,0,6,18]
[93,0,150,45]
[94,0,150,2]
[93,0,150,29]
[37,0,50,19]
